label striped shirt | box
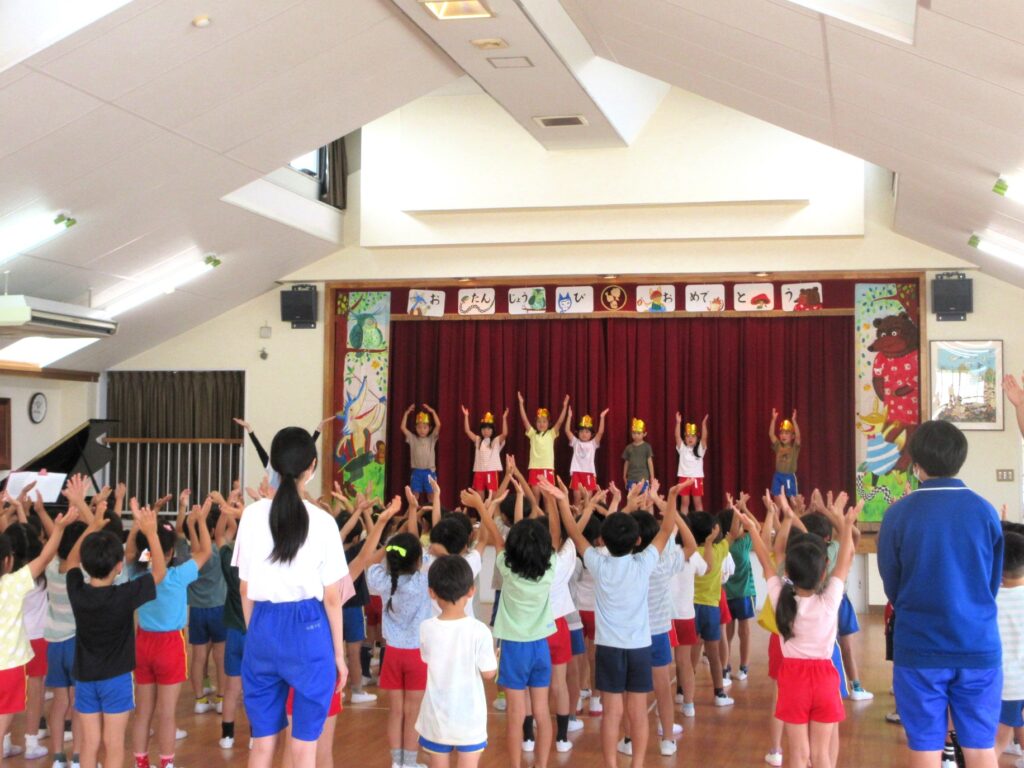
[648,543,685,635]
[998,585,1024,699]
[44,560,76,642]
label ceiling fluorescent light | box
[0,336,98,367]
[471,37,507,49]
[488,56,533,68]
[0,211,76,265]
[104,258,216,317]
[994,175,1024,203]
[420,1,492,20]
[969,233,1024,264]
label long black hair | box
[383,532,422,614]
[6,523,42,581]
[268,427,317,564]
[776,533,828,641]
[504,518,552,581]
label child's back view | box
[995,531,1024,756]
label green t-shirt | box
[493,551,557,642]
[693,539,730,606]
[526,428,556,470]
[622,441,653,481]
[219,543,245,633]
[724,534,756,599]
[772,441,800,474]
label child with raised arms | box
[461,407,508,492]
[674,413,708,512]
[517,392,569,487]
[769,409,801,498]
[723,493,757,685]
[564,406,608,503]
[402,404,441,501]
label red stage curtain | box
[387,316,854,516]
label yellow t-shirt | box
[757,553,780,635]
[0,566,35,669]
[526,428,556,470]
[693,540,730,607]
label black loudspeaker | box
[280,285,318,328]
[931,274,972,322]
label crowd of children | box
[1,399,1016,768]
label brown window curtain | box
[320,136,347,210]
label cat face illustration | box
[557,292,572,312]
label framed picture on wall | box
[929,340,1003,430]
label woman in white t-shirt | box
[233,427,348,768]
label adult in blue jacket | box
[878,420,1003,768]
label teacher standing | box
[233,427,348,768]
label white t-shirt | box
[574,549,599,611]
[676,443,705,478]
[472,436,504,473]
[23,580,47,640]
[232,499,347,602]
[648,543,684,634]
[998,585,1024,699]
[417,616,497,746]
[431,550,482,619]
[569,437,599,476]
[721,553,735,583]
[549,540,577,619]
[669,550,708,620]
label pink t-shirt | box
[766,575,843,660]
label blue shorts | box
[343,605,366,643]
[497,638,551,690]
[595,645,653,694]
[625,480,649,493]
[410,469,437,495]
[45,637,75,688]
[419,736,487,754]
[225,628,246,677]
[243,598,336,741]
[893,665,1002,751]
[189,605,227,645]
[727,596,755,621]
[694,604,722,642]
[651,632,673,667]
[569,628,586,656]
[771,472,798,497]
[832,640,848,699]
[837,594,859,636]
[1001,700,1024,728]
[74,672,134,714]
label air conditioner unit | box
[0,296,117,339]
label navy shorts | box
[694,604,721,641]
[410,469,437,495]
[595,644,653,694]
[45,637,75,688]
[1001,700,1024,728]
[490,590,501,627]
[837,594,859,636]
[75,672,134,715]
[894,665,1001,751]
[243,598,336,741]
[726,596,755,621]
[497,638,551,690]
[225,628,246,677]
[189,605,227,645]
[569,628,586,656]
[771,473,798,497]
[343,605,366,643]
[419,736,486,753]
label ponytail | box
[775,535,828,642]
[775,580,798,641]
[382,532,422,614]
[267,427,317,565]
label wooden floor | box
[6,614,929,767]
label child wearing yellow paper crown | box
[622,417,655,492]
[768,408,801,498]
[401,403,441,499]
[460,406,509,492]
[564,406,609,502]
[516,391,570,486]
[675,413,709,512]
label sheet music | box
[5,472,68,503]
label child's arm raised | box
[791,409,802,447]
[423,403,441,436]
[769,408,779,444]
[131,499,167,585]
[516,391,532,433]
[405,485,421,536]
[829,493,860,583]
[31,491,55,537]
[536,479,563,551]
[552,394,571,434]
[676,505,699,560]
[28,508,78,580]
[175,488,190,538]
[701,414,709,451]
[189,498,213,569]
[564,405,576,442]
[400,404,415,439]
[465,488,503,552]
[61,474,94,524]
[348,497,401,579]
[555,488,589,556]
[651,485,683,554]
[428,476,442,530]
[737,510,773,578]
[595,408,609,445]
[499,407,510,444]
[461,405,479,443]
[674,412,683,448]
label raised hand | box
[675,411,682,424]
[460,405,469,416]
[232,417,252,433]
[405,485,419,509]
[1005,375,1024,407]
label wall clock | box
[29,392,47,424]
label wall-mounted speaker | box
[280,285,318,329]
[931,274,972,322]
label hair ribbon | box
[385,544,407,557]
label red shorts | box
[677,477,705,497]
[775,658,845,724]
[718,590,732,625]
[25,638,47,678]
[672,618,698,646]
[0,666,25,714]
[528,469,555,486]
[473,471,499,492]
[135,629,188,685]
[366,595,382,628]
[286,686,342,718]
[379,646,427,691]
[768,633,783,680]
[579,610,596,641]
[570,473,597,491]
[546,617,572,665]
[667,624,680,648]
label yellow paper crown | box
[779,419,794,432]
[415,411,431,425]
[684,422,698,436]
[481,411,495,425]
[536,407,550,420]
[631,417,646,433]
[579,414,594,429]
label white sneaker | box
[849,685,874,701]
[722,675,733,689]
[555,740,573,753]
[64,730,73,742]
[194,696,213,714]
[617,738,632,756]
[714,693,735,707]
[36,728,50,739]
[657,723,683,737]
[350,691,378,704]
[737,667,749,681]
[52,759,68,768]
[588,697,603,716]
[675,692,685,704]
[45,690,54,701]
[681,701,696,717]
[3,735,23,758]
[361,675,378,687]
[493,694,507,711]
[219,736,235,749]
[941,760,957,768]
[567,717,584,733]
[214,696,224,714]
[660,739,677,756]
[1006,743,1023,756]
[764,750,783,766]
[176,728,188,740]
[522,739,535,753]
[25,743,49,760]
